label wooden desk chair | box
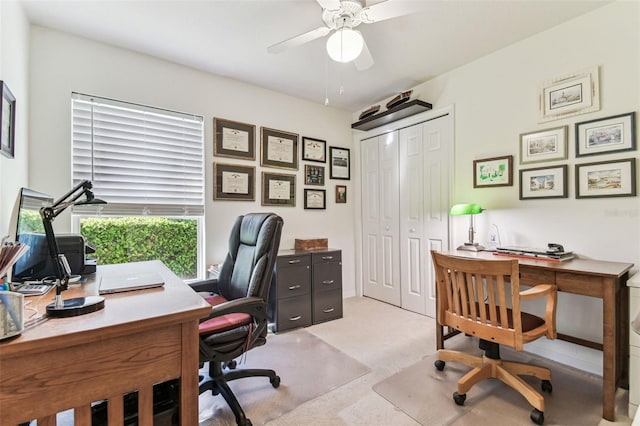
[430,251,557,425]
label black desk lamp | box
[40,180,107,318]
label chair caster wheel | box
[225,360,237,369]
[435,360,446,371]
[453,392,466,406]
[530,408,544,425]
[271,375,281,388]
[541,380,552,393]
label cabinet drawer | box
[519,266,555,286]
[313,289,343,324]
[313,262,342,293]
[312,251,341,265]
[277,295,312,331]
[276,265,311,297]
[277,254,311,269]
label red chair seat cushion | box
[199,294,251,335]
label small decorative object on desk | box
[386,90,413,110]
[295,238,328,251]
[358,105,380,120]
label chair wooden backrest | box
[431,251,556,351]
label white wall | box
[27,26,358,296]
[0,1,30,234]
[354,1,639,373]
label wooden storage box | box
[295,238,328,251]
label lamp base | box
[457,242,485,252]
[46,296,105,318]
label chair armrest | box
[520,284,557,339]
[200,296,267,323]
[519,284,555,300]
[188,278,219,293]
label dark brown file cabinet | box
[268,249,342,332]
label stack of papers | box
[495,246,574,261]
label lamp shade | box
[326,27,364,63]
[450,203,483,216]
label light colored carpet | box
[199,328,370,426]
[373,335,628,426]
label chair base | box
[436,344,551,413]
[199,361,280,426]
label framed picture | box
[519,165,568,200]
[304,189,326,210]
[302,136,326,163]
[335,185,347,203]
[519,126,568,164]
[213,163,255,201]
[539,66,600,122]
[329,146,350,180]
[213,117,256,160]
[1,81,16,159]
[304,164,325,185]
[473,155,513,187]
[575,158,636,199]
[575,112,636,157]
[261,171,296,207]
[261,127,299,170]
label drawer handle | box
[288,259,301,264]
[289,315,302,321]
[322,308,335,313]
[288,285,301,290]
[322,256,334,260]
[322,280,334,285]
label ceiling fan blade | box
[361,0,427,23]
[354,39,374,71]
[316,0,341,11]
[267,26,332,54]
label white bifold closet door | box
[361,114,450,317]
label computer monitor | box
[7,188,55,282]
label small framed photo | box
[261,127,299,170]
[1,80,16,159]
[302,136,326,163]
[305,164,325,185]
[519,126,568,164]
[539,66,600,122]
[304,189,326,210]
[213,117,256,160]
[575,158,636,199]
[329,146,350,180]
[335,185,347,204]
[213,163,255,201]
[575,112,636,157]
[261,171,296,207]
[519,165,568,200]
[473,155,513,187]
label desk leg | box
[181,320,201,425]
[602,277,616,422]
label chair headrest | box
[239,213,276,246]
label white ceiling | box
[20,0,611,112]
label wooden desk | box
[436,250,633,422]
[0,261,211,425]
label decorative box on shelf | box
[294,238,328,251]
[351,99,432,131]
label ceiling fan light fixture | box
[326,27,364,63]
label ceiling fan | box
[267,0,423,70]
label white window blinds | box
[71,93,204,216]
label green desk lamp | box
[450,203,484,251]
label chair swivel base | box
[199,361,280,426]
[434,347,552,425]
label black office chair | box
[190,213,283,426]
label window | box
[71,93,205,279]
